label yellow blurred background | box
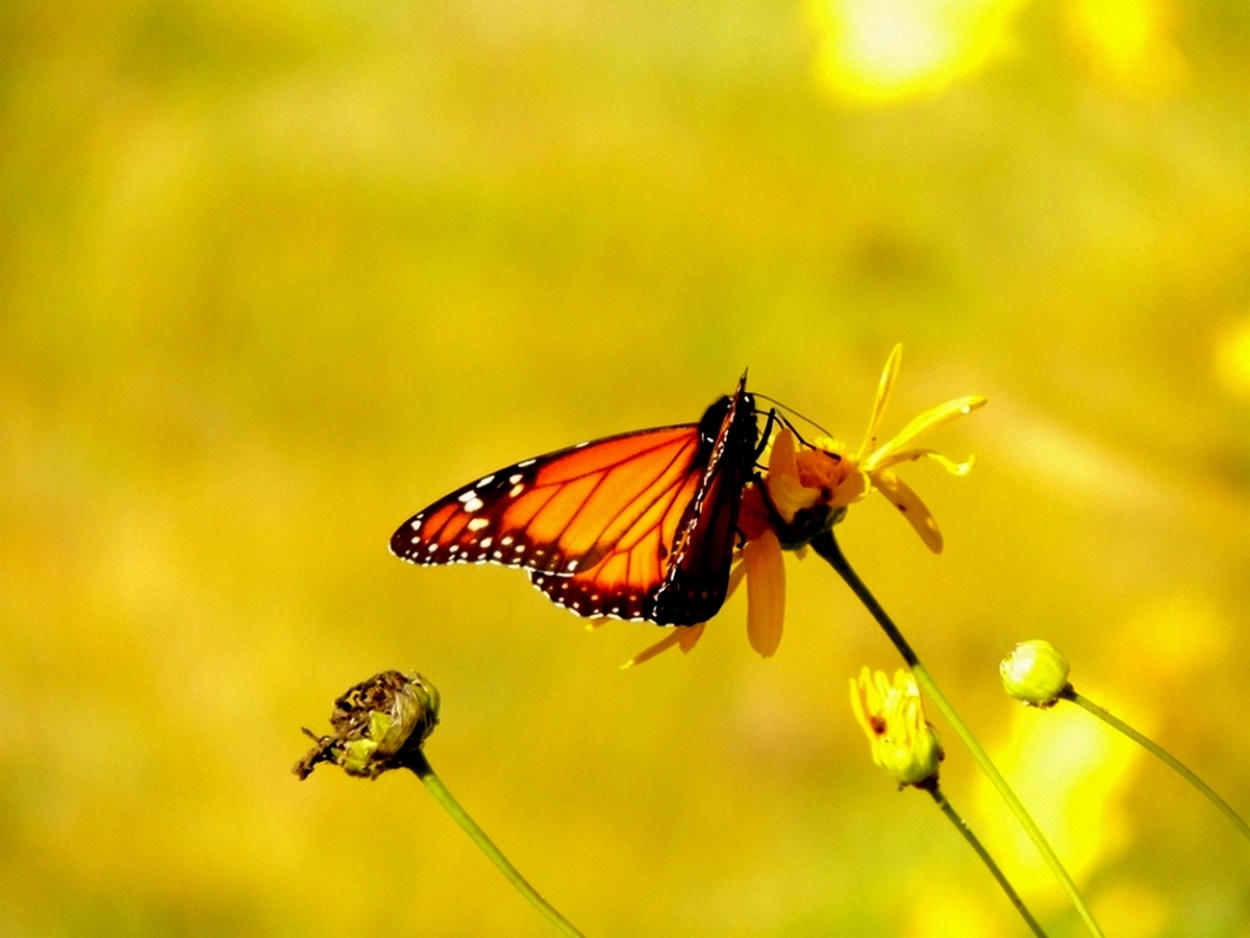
[4,0,1250,935]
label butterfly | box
[390,374,761,626]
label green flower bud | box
[1000,640,1070,707]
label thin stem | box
[811,530,1104,938]
[405,749,585,938]
[926,783,1048,937]
[1064,688,1250,845]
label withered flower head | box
[294,671,441,780]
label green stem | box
[406,750,585,938]
[1064,688,1250,845]
[811,531,1104,938]
[926,783,1048,937]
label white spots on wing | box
[573,440,589,449]
[466,517,490,532]
[479,536,493,549]
[457,490,477,503]
[463,496,484,513]
[526,574,656,622]
[475,474,495,488]
[513,543,525,554]
[500,535,514,546]
[424,543,438,554]
[448,545,459,555]
[508,483,525,498]
[492,549,504,560]
[508,473,523,484]
[516,458,536,468]
[565,560,578,572]
[408,518,423,532]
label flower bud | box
[1000,640,1070,707]
[295,671,441,779]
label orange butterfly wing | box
[390,376,758,625]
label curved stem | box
[811,531,1103,938]
[926,783,1048,937]
[1063,689,1250,845]
[406,750,585,937]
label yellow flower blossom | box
[626,346,985,665]
[769,344,987,553]
[851,667,943,787]
[732,345,985,655]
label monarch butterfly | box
[390,374,761,626]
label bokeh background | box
[5,1,1250,935]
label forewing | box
[390,424,703,578]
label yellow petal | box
[765,427,819,522]
[872,469,944,553]
[858,345,903,462]
[873,448,977,476]
[828,465,870,509]
[850,666,879,740]
[622,623,706,669]
[744,529,786,658]
[867,395,986,469]
[677,622,706,653]
[892,668,922,703]
[871,669,893,708]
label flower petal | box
[872,448,977,476]
[872,468,944,553]
[866,395,986,468]
[765,428,820,522]
[622,623,706,668]
[828,466,870,509]
[858,345,903,462]
[677,622,706,653]
[850,666,883,741]
[744,529,786,657]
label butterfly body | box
[391,375,758,626]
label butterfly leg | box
[753,407,780,463]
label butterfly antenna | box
[752,394,831,446]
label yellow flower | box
[850,667,943,787]
[769,344,987,553]
[625,346,984,665]
[731,345,984,654]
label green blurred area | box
[4,1,1250,935]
